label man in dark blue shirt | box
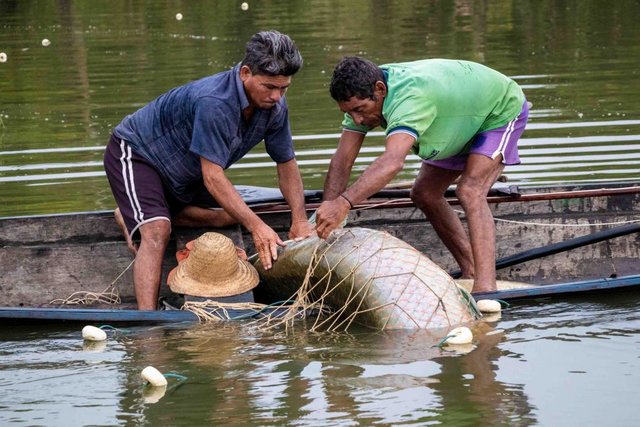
[104,31,313,310]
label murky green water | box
[3,294,640,426]
[1,0,640,217]
[2,1,640,425]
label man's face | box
[240,65,291,109]
[337,81,386,128]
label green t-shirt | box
[342,59,525,160]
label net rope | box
[49,259,133,305]
[247,229,477,333]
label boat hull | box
[1,182,639,322]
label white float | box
[0,52,7,63]
[477,299,502,313]
[41,39,51,47]
[141,366,168,387]
[444,326,473,345]
[175,13,183,20]
[82,325,107,341]
[241,2,249,10]
[482,312,502,323]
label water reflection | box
[108,321,535,425]
[3,295,640,426]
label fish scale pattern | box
[256,227,479,330]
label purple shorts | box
[423,100,529,171]
[103,134,218,240]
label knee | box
[455,179,484,207]
[139,220,171,249]
[410,186,441,211]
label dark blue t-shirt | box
[113,64,295,200]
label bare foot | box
[471,282,497,294]
[114,208,138,255]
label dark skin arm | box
[276,158,315,239]
[315,132,415,239]
[323,130,365,200]
[201,157,284,269]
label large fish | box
[253,227,481,330]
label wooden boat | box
[1,181,639,324]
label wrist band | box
[340,193,354,208]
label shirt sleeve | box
[264,101,295,163]
[384,92,437,141]
[341,112,370,134]
[189,98,232,168]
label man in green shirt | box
[315,56,528,293]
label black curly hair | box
[241,30,303,76]
[330,56,385,102]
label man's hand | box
[288,219,315,241]
[251,221,286,270]
[315,196,351,239]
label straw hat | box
[168,232,259,297]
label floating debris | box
[41,39,51,47]
[81,325,107,341]
[175,12,183,21]
[241,2,249,11]
[0,52,6,63]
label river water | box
[1,0,640,425]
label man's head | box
[240,31,303,109]
[330,56,387,128]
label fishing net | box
[48,259,132,305]
[182,300,274,321]
[251,227,481,332]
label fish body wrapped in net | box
[254,227,481,330]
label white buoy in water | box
[0,52,7,63]
[482,312,502,323]
[444,326,473,345]
[477,299,502,313]
[141,366,168,387]
[241,2,249,11]
[175,12,183,20]
[82,325,107,341]
[41,38,51,47]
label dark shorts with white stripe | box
[103,133,219,240]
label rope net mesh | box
[248,228,480,332]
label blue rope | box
[163,372,188,382]
[98,324,126,337]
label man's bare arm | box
[323,130,365,200]
[276,158,314,239]
[201,158,283,269]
